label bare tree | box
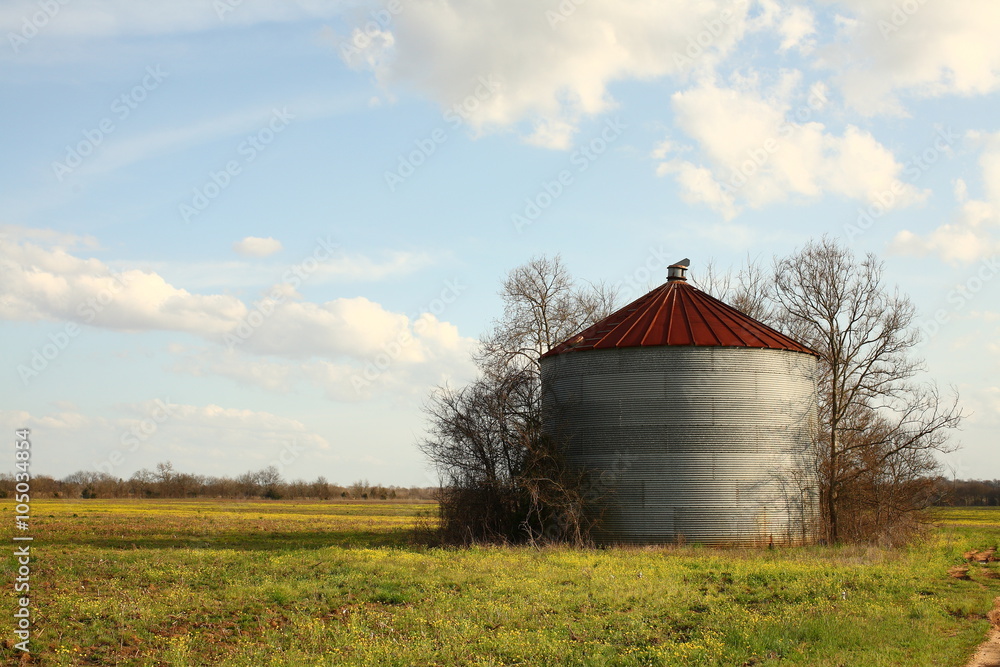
[476,255,618,377]
[422,255,618,544]
[348,479,370,499]
[421,372,535,488]
[312,476,332,500]
[64,470,122,498]
[256,465,283,499]
[128,468,156,497]
[420,368,539,542]
[693,255,774,323]
[154,461,175,484]
[772,237,963,542]
[235,470,261,498]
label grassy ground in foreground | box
[1,500,998,666]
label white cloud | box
[891,131,1000,263]
[1,229,477,398]
[233,236,283,257]
[0,224,99,250]
[777,6,816,53]
[656,77,927,219]
[659,160,740,219]
[0,228,474,363]
[238,296,417,359]
[822,0,1000,115]
[0,232,245,333]
[168,309,477,402]
[335,0,752,149]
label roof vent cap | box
[667,258,690,282]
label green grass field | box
[2,500,998,666]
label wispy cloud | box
[73,95,364,179]
[138,250,437,290]
[892,130,1000,263]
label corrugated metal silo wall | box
[540,346,820,546]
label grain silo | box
[540,260,820,546]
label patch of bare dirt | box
[966,597,1000,667]
[965,548,999,564]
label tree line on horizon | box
[0,469,1000,507]
[942,478,1000,506]
[1,464,993,507]
[0,461,436,501]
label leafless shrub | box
[421,255,616,545]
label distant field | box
[2,500,998,666]
[932,506,1000,526]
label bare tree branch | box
[423,255,619,544]
[772,236,963,542]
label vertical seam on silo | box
[696,295,764,346]
[606,287,659,348]
[681,286,723,345]
[643,285,673,346]
[663,286,678,344]
[680,286,699,345]
[698,287,812,352]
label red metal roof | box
[541,277,817,358]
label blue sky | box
[1,0,998,486]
